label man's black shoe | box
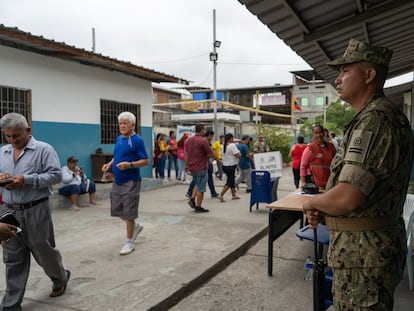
[195,206,209,213]
[187,199,196,209]
[211,193,219,198]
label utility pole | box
[92,28,96,53]
[209,9,220,136]
[255,91,259,133]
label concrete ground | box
[0,167,412,310]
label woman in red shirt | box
[300,124,336,190]
[288,136,306,189]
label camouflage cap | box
[327,38,392,69]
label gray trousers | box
[1,200,67,311]
[235,168,252,190]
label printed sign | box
[253,151,283,178]
[177,125,195,140]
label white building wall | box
[0,45,152,127]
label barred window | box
[100,99,141,144]
[0,85,31,145]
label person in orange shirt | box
[300,124,336,190]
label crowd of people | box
[153,124,348,215]
[153,129,271,211]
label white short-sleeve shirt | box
[221,143,240,166]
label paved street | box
[0,167,412,310]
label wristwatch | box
[130,162,134,168]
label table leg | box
[268,209,274,276]
[313,228,326,311]
[267,209,303,277]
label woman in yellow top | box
[212,135,224,180]
[157,133,169,179]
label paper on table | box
[297,192,318,197]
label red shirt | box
[185,134,212,173]
[291,144,307,169]
[300,142,336,187]
[168,137,178,156]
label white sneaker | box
[133,222,144,241]
[119,241,135,255]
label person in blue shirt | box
[101,112,149,255]
[235,135,253,193]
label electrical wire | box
[219,61,307,66]
[140,53,208,65]
[196,66,213,87]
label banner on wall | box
[177,125,196,140]
[253,93,286,107]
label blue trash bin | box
[249,170,279,212]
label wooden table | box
[267,190,314,211]
[266,191,314,276]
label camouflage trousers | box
[332,264,404,310]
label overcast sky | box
[1,0,412,89]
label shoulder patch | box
[344,130,372,164]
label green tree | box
[257,124,291,163]
[326,99,356,131]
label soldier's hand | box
[303,202,322,228]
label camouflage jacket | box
[326,93,413,268]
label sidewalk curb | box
[148,225,269,311]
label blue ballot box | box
[249,170,279,212]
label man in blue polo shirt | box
[102,111,149,256]
[236,135,253,193]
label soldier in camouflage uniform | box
[253,135,270,153]
[303,38,414,310]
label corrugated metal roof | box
[0,24,189,84]
[238,0,414,84]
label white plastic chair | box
[403,194,414,290]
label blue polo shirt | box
[237,143,251,169]
[112,134,148,184]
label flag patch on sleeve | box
[344,130,372,163]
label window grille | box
[100,99,141,144]
[0,85,31,145]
